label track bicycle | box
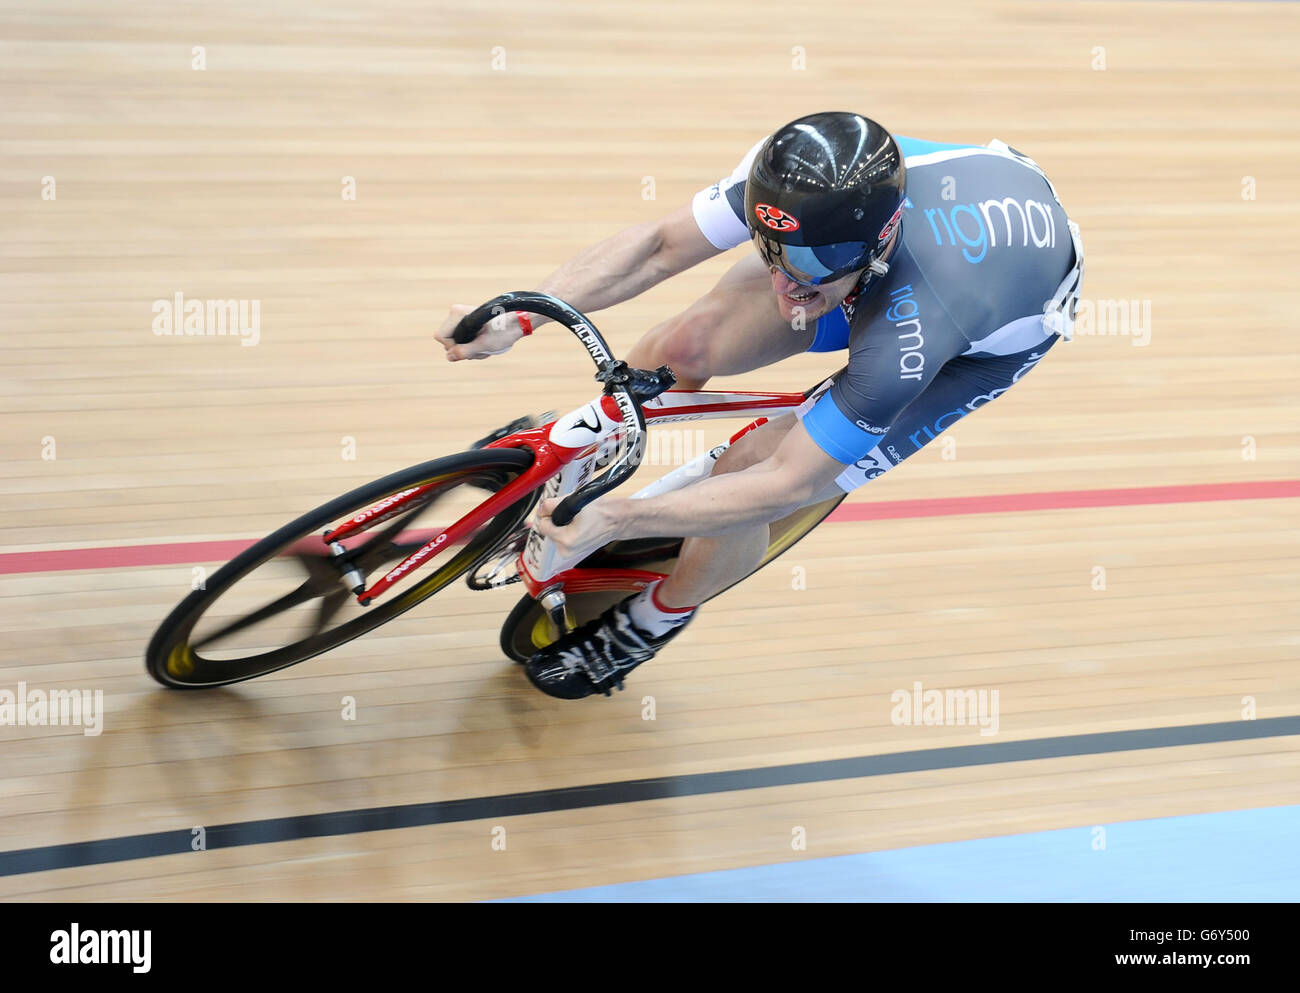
[145,292,845,688]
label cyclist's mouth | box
[784,288,819,305]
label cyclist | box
[437,112,1084,700]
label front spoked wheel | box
[146,448,537,688]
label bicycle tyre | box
[146,448,536,688]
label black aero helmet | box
[745,112,906,285]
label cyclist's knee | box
[627,307,714,388]
[653,306,720,386]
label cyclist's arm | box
[610,419,844,539]
[441,139,765,358]
[530,204,722,328]
[438,203,720,360]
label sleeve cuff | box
[690,186,749,251]
[800,391,885,464]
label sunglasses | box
[752,232,874,287]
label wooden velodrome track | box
[1,0,1298,901]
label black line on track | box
[3,716,1296,878]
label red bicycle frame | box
[325,387,810,607]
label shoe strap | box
[575,635,618,685]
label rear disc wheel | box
[497,493,844,663]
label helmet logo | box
[877,201,905,243]
[753,203,800,232]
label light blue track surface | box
[502,805,1300,902]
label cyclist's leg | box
[655,336,1061,606]
[624,253,834,390]
[653,411,798,607]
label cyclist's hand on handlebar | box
[436,304,528,362]
[534,495,621,563]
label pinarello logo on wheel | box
[877,201,905,242]
[754,203,799,232]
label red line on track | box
[829,479,1300,522]
[1,479,1295,576]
